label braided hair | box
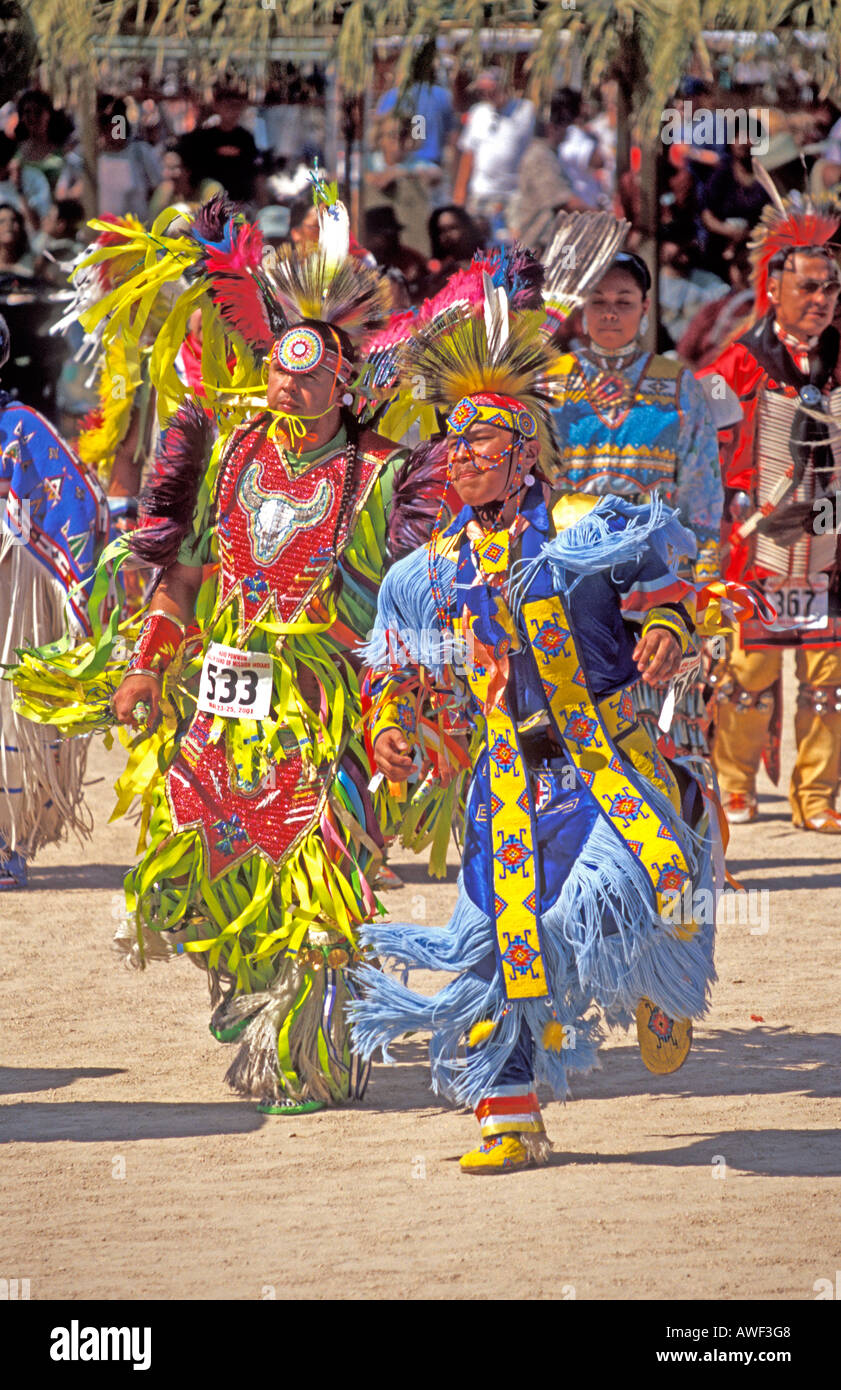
[280,317,361,570]
[208,411,269,540]
[332,405,360,553]
[326,404,362,603]
[302,315,361,570]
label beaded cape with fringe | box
[1,395,109,877]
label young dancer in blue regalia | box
[350,252,723,1173]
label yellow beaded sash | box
[520,590,693,923]
[461,529,549,1001]
[460,521,693,1003]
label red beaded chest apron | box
[164,427,387,879]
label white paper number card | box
[198,642,273,720]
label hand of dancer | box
[112,673,161,731]
[374,728,416,782]
[110,564,200,732]
[633,628,682,687]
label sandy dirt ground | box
[2,658,840,1302]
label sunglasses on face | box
[782,270,841,297]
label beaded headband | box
[447,391,537,440]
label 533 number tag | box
[198,642,273,720]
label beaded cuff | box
[642,606,693,656]
[127,611,185,680]
[372,686,417,745]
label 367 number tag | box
[763,576,829,632]
[198,642,272,720]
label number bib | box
[197,642,273,720]
[762,576,829,634]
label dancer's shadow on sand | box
[4,1032,837,1147]
[25,863,132,890]
[0,1099,268,1143]
[0,1045,447,1142]
[0,1065,125,1096]
[725,855,841,892]
[566,1026,841,1103]
[543,1128,841,1178]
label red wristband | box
[127,611,185,680]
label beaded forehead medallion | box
[273,326,326,373]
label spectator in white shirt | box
[508,93,592,253]
[586,80,619,199]
[453,68,535,233]
[94,95,161,219]
[555,88,604,209]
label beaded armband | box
[126,610,186,682]
[642,606,693,656]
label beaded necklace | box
[466,485,526,592]
[579,339,649,429]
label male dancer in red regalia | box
[701,190,841,831]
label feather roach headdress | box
[362,210,629,461]
[192,178,390,365]
[749,165,841,316]
[58,172,391,426]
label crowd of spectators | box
[2,60,841,416]
[0,72,328,296]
